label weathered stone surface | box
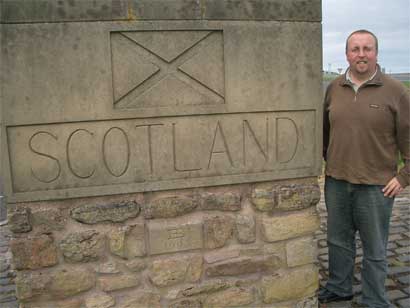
[204,249,240,264]
[10,234,58,270]
[131,0,202,20]
[274,183,321,211]
[60,230,104,263]
[118,291,161,308]
[0,0,129,23]
[124,259,146,272]
[148,219,203,255]
[16,271,49,301]
[70,201,140,224]
[251,188,275,212]
[20,298,84,308]
[99,274,140,292]
[31,208,66,232]
[144,196,197,219]
[17,267,96,301]
[261,209,320,242]
[286,236,317,267]
[108,224,146,259]
[149,254,202,287]
[261,265,318,303]
[85,292,115,308]
[172,279,230,298]
[169,298,202,308]
[206,255,281,277]
[263,242,287,263]
[8,207,32,233]
[96,261,120,274]
[203,0,321,21]
[235,214,256,243]
[202,287,254,308]
[204,215,234,249]
[49,267,96,299]
[199,192,241,211]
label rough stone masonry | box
[0,0,323,307]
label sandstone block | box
[199,192,241,211]
[11,234,58,270]
[176,279,230,297]
[31,208,66,232]
[286,236,317,267]
[261,265,318,303]
[204,249,240,264]
[85,292,115,308]
[251,188,274,211]
[148,219,203,255]
[149,254,202,287]
[206,255,281,277]
[96,261,120,274]
[49,267,96,299]
[99,274,140,292]
[144,195,197,219]
[108,223,146,259]
[8,207,32,233]
[70,201,140,224]
[235,214,256,243]
[169,298,202,308]
[261,209,320,242]
[60,230,104,263]
[19,298,84,308]
[204,215,234,249]
[274,183,320,211]
[118,291,161,308]
[17,267,96,301]
[202,287,254,308]
[125,259,146,272]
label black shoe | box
[318,287,353,304]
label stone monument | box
[0,1,323,307]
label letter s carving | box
[29,131,61,183]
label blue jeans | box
[324,176,394,308]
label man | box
[320,29,409,307]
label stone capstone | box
[261,208,320,242]
[202,287,254,308]
[149,254,203,287]
[117,291,161,308]
[85,292,115,308]
[70,201,140,224]
[60,230,104,263]
[8,207,32,233]
[261,265,318,303]
[108,223,146,258]
[206,255,281,277]
[99,274,140,292]
[10,234,58,270]
[144,196,198,219]
[199,192,241,211]
[235,214,256,243]
[204,215,234,249]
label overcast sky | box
[322,0,410,73]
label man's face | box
[346,33,378,77]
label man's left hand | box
[382,177,403,198]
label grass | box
[402,81,410,88]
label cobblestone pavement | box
[316,186,410,308]
[0,186,408,308]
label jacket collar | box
[339,64,383,87]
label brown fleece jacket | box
[323,67,410,187]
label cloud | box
[323,0,410,73]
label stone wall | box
[8,177,320,307]
[1,1,323,307]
